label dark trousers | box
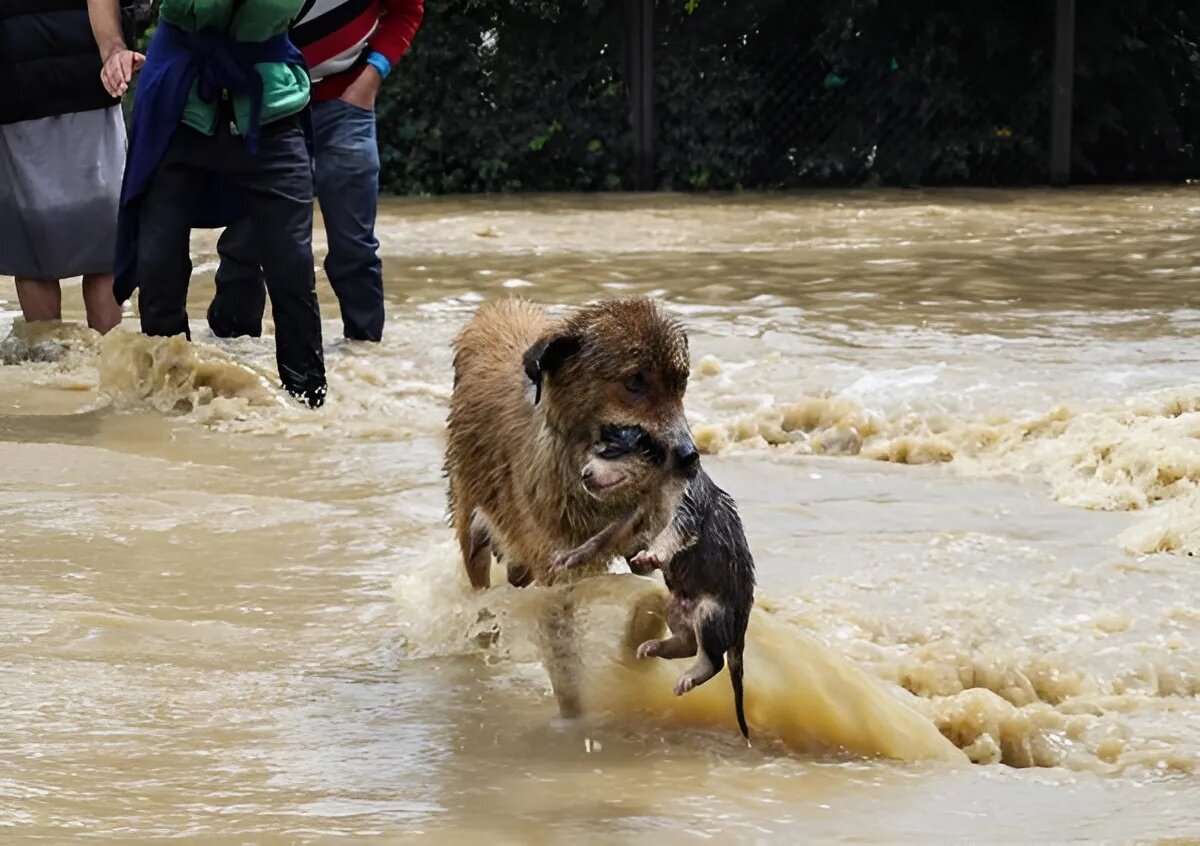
[209,98,384,343]
[136,115,327,406]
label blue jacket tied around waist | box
[114,21,313,304]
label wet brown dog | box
[444,296,694,717]
[444,296,694,590]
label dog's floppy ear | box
[523,333,581,404]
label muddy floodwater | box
[2,188,1199,843]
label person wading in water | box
[99,0,329,407]
[206,0,424,345]
[0,0,138,335]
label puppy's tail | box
[728,638,749,742]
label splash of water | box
[690,362,1200,557]
[392,544,964,763]
[97,330,283,415]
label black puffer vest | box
[0,0,136,126]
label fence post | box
[1050,0,1075,186]
[628,0,654,190]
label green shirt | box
[158,0,310,136]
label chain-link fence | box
[653,0,1051,190]
[128,0,1196,193]
[639,0,1199,191]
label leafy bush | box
[376,0,631,193]
[125,0,1200,191]
[1072,0,1200,179]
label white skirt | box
[0,105,126,279]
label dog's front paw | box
[636,639,661,660]
[629,549,662,575]
[506,562,533,588]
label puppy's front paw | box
[629,549,662,575]
[549,548,582,572]
[551,545,595,573]
[636,639,661,660]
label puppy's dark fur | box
[552,428,756,740]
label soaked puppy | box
[554,432,756,740]
[444,297,694,590]
[630,461,756,740]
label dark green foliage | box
[1072,0,1200,180]
[375,0,631,193]
[373,0,1198,191]
[124,0,1200,190]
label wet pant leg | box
[226,117,327,407]
[312,99,384,342]
[136,130,206,340]
[208,217,267,338]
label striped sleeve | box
[291,0,377,83]
[367,0,423,67]
[290,0,421,84]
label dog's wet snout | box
[674,439,699,468]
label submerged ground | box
[2,188,1198,842]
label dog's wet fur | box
[444,297,696,719]
[444,297,695,590]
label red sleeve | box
[367,0,424,67]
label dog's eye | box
[625,372,649,397]
[596,425,641,458]
[636,434,667,464]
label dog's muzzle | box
[674,439,699,468]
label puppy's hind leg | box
[458,506,493,589]
[635,596,698,660]
[623,590,668,656]
[674,645,722,696]
[635,629,696,661]
[674,601,725,696]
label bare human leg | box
[82,273,122,334]
[14,277,61,322]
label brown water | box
[2,187,1199,843]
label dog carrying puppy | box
[552,430,756,740]
[444,296,696,717]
